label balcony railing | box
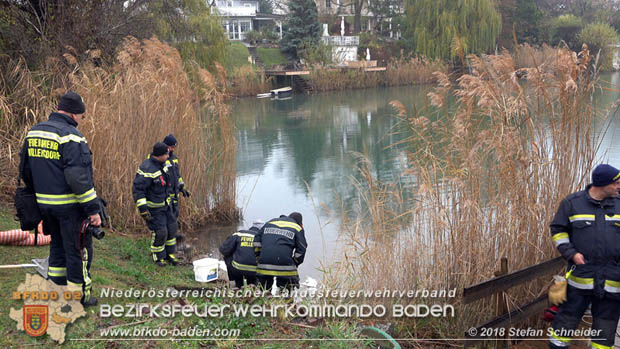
[212,6,256,17]
[321,36,359,46]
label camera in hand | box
[78,198,109,240]
[87,224,105,240]
[80,220,105,240]
[88,197,109,240]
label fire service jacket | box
[20,112,99,216]
[219,227,259,273]
[132,155,173,215]
[550,185,620,298]
[253,215,307,277]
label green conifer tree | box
[280,0,321,59]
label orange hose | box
[8,234,51,246]
[0,221,49,245]
[0,230,30,243]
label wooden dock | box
[364,67,386,72]
[265,66,386,76]
[265,70,310,76]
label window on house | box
[326,0,331,8]
[240,20,251,33]
[244,3,252,7]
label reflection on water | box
[190,73,620,280]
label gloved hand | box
[140,210,151,222]
[181,188,191,197]
[548,275,567,305]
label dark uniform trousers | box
[147,206,178,262]
[550,285,620,348]
[224,257,257,287]
[44,208,93,301]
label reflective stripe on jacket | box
[20,113,99,215]
[219,227,259,273]
[132,156,173,213]
[550,185,620,297]
[253,216,307,277]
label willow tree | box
[404,0,502,61]
[578,22,619,71]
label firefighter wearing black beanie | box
[548,164,620,348]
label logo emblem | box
[23,305,48,336]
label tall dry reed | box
[328,46,605,337]
[227,66,272,97]
[513,43,559,69]
[308,57,448,92]
[1,37,237,230]
[384,57,448,86]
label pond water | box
[192,72,620,281]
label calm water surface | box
[193,72,620,281]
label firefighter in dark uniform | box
[219,220,264,287]
[253,212,307,290]
[163,134,190,218]
[19,91,101,306]
[133,142,178,266]
[549,164,620,349]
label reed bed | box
[1,37,237,230]
[308,57,448,92]
[383,57,448,86]
[308,68,381,92]
[227,66,272,97]
[513,43,560,69]
[328,46,604,337]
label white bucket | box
[192,258,219,282]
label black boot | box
[81,296,98,307]
[165,254,178,266]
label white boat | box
[257,93,272,98]
[270,87,293,98]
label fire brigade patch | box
[23,305,48,336]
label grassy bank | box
[256,48,287,68]
[0,206,380,348]
[0,37,238,231]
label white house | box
[211,0,284,41]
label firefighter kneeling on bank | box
[254,212,307,290]
[133,142,179,266]
[549,164,620,349]
[219,220,265,287]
